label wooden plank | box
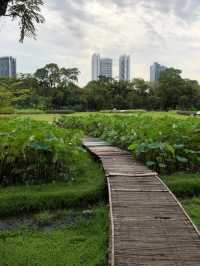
[83,137,200,266]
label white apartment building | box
[92,54,113,80]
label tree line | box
[0,63,200,113]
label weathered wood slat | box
[83,137,200,266]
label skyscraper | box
[100,58,113,79]
[119,55,130,81]
[92,54,113,80]
[0,57,16,78]
[150,62,167,82]
[92,54,100,81]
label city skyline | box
[1,1,200,85]
[0,53,179,84]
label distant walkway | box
[83,137,200,266]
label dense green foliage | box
[56,114,200,173]
[1,67,200,112]
[0,206,108,266]
[0,117,86,185]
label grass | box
[0,111,199,265]
[161,172,200,228]
[0,113,63,122]
[161,172,200,198]
[0,205,108,266]
[0,110,194,122]
[182,198,200,229]
[0,114,108,265]
[0,153,105,217]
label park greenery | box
[1,65,200,113]
[1,2,200,264]
[0,111,199,265]
[0,63,200,264]
[0,117,86,186]
[0,116,107,265]
[56,114,200,173]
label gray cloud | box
[43,0,200,45]
[111,0,200,18]
[1,0,200,85]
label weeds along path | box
[83,137,200,266]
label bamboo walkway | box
[83,137,200,266]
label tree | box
[0,86,12,109]
[156,68,184,110]
[153,68,200,110]
[34,64,80,95]
[0,0,45,42]
[178,79,200,110]
[34,64,80,109]
[60,68,80,85]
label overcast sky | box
[0,0,200,86]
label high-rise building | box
[0,57,16,78]
[92,54,100,81]
[119,55,130,81]
[100,58,113,79]
[92,54,113,80]
[150,62,167,82]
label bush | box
[56,114,200,173]
[0,118,84,186]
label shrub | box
[0,117,83,186]
[55,114,200,173]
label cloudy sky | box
[0,0,200,86]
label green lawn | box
[0,113,63,122]
[161,172,200,228]
[0,110,193,123]
[0,153,105,217]
[161,172,200,198]
[0,206,108,266]
[183,198,200,229]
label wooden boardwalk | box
[83,137,200,266]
